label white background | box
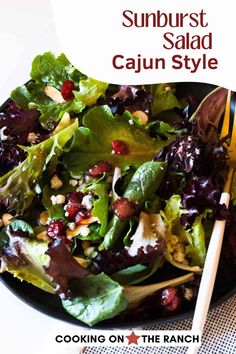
[51,0,235,89]
[0,1,80,354]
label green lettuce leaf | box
[161,195,206,267]
[62,273,127,326]
[0,231,54,293]
[10,52,108,129]
[149,84,182,116]
[63,105,171,175]
[85,183,109,236]
[185,216,206,267]
[126,212,166,257]
[0,121,78,213]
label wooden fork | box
[188,90,236,354]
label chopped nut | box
[39,211,50,225]
[27,132,40,144]
[74,257,91,268]
[50,194,66,205]
[36,231,48,241]
[164,86,171,92]
[50,175,63,190]
[2,213,14,226]
[45,85,66,104]
[132,110,148,125]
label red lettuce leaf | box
[45,239,90,298]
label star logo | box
[126,331,141,345]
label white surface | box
[0,1,80,354]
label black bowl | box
[1,82,236,329]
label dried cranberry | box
[66,192,84,205]
[75,209,91,224]
[112,198,136,221]
[47,220,65,239]
[65,203,82,221]
[87,160,113,178]
[161,286,182,312]
[61,80,75,101]
[65,192,85,221]
[112,140,128,155]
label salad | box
[0,53,236,327]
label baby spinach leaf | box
[62,273,127,326]
[112,257,162,285]
[85,183,109,236]
[101,161,167,249]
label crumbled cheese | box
[50,194,66,205]
[65,211,69,217]
[70,173,82,180]
[128,119,134,125]
[0,126,9,141]
[68,222,76,231]
[35,184,42,194]
[81,195,94,210]
[27,132,40,144]
[69,179,79,187]
[50,175,63,190]
[183,287,193,301]
[80,226,91,237]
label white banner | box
[45,328,201,348]
[51,0,235,90]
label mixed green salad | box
[0,53,234,326]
